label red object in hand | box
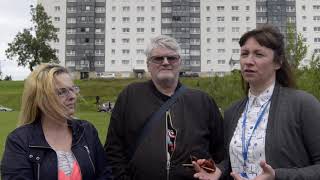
[201,159,216,173]
[191,155,216,173]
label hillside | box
[0,76,245,112]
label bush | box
[4,75,12,81]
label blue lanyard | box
[241,98,271,178]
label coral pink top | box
[57,151,82,180]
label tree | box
[285,23,308,70]
[285,24,320,100]
[309,52,320,70]
[4,75,12,81]
[297,52,320,100]
[5,4,59,71]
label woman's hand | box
[193,159,221,180]
[230,172,246,180]
[230,161,275,180]
[253,161,275,180]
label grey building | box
[41,0,319,78]
[161,0,201,72]
[256,0,296,38]
[65,0,106,79]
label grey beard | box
[156,76,178,89]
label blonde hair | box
[19,63,71,126]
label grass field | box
[0,78,145,112]
[0,76,319,164]
[0,111,110,158]
[0,76,242,160]
[0,78,142,158]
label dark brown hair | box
[239,25,296,93]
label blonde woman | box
[1,64,112,180]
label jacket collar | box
[29,119,84,148]
[148,80,182,101]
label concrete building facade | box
[40,0,320,78]
[201,0,256,76]
[256,0,296,35]
[161,0,201,73]
[39,0,67,67]
[296,0,320,66]
[104,0,161,78]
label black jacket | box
[104,81,224,180]
[221,84,320,180]
[1,119,112,180]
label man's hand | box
[193,159,221,180]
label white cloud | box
[0,60,30,80]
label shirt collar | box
[248,83,275,107]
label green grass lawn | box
[1,76,318,161]
[0,111,110,159]
[0,79,136,159]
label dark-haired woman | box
[194,25,320,180]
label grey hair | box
[145,35,181,60]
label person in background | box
[104,35,224,180]
[193,25,320,180]
[96,95,101,105]
[1,64,112,180]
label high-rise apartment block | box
[201,0,256,75]
[105,0,161,78]
[39,0,320,78]
[161,0,202,72]
[296,1,320,66]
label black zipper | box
[84,145,96,174]
[37,163,40,180]
[28,145,52,180]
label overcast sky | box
[0,0,35,80]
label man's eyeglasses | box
[56,86,80,97]
[148,55,180,65]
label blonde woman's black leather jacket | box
[1,119,112,180]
